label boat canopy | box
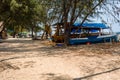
[73,23,109,29]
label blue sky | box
[75,1,120,32]
[111,23,120,32]
[99,1,120,32]
[80,1,120,32]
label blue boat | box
[69,23,117,45]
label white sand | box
[0,38,120,80]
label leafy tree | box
[43,0,120,45]
[0,0,119,43]
[42,0,104,45]
[0,0,44,38]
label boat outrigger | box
[52,23,118,45]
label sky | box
[111,23,120,32]
[50,0,120,34]
[77,0,120,32]
[93,17,120,32]
[99,0,120,32]
[75,1,120,32]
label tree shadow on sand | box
[1,39,120,56]
[0,44,65,54]
[0,38,67,55]
[0,56,25,62]
[4,39,33,44]
[73,67,120,80]
[0,39,42,53]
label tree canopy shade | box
[48,0,105,45]
[0,0,44,38]
[0,0,119,44]
[46,0,120,45]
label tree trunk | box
[41,31,45,40]
[63,0,70,46]
[31,26,34,39]
[13,32,16,38]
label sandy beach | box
[0,38,120,80]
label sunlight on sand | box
[0,38,120,80]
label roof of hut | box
[73,23,109,29]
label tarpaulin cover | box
[73,23,109,29]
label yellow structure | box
[52,23,64,43]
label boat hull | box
[69,34,117,45]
